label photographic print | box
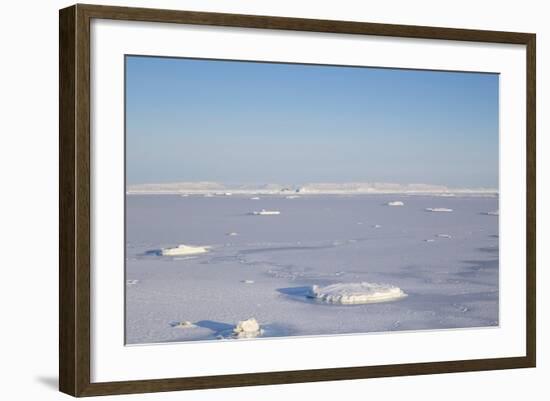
[124,56,499,344]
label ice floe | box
[233,318,262,338]
[171,320,196,329]
[387,201,404,206]
[425,207,453,212]
[250,197,260,200]
[309,282,407,305]
[241,280,255,284]
[286,195,300,199]
[226,232,239,236]
[436,234,452,239]
[161,244,210,256]
[252,209,281,216]
[485,210,499,216]
[373,224,382,229]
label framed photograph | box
[59,4,536,397]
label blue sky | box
[126,56,499,188]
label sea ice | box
[171,320,196,329]
[241,280,255,284]
[161,244,210,256]
[226,232,239,236]
[309,282,407,305]
[250,197,260,200]
[425,207,453,212]
[436,234,452,239]
[387,201,404,206]
[252,209,281,215]
[486,210,499,216]
[233,318,262,338]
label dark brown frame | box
[59,3,536,397]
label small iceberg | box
[161,244,210,256]
[171,320,196,329]
[387,201,404,206]
[485,210,499,216]
[286,195,300,199]
[309,282,407,305]
[424,239,435,242]
[373,224,382,229]
[425,207,453,212]
[226,232,239,236]
[241,280,255,284]
[436,234,452,239]
[252,209,281,216]
[233,318,262,338]
[250,197,260,200]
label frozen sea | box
[125,194,499,344]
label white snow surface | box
[125,194,499,344]
[309,282,407,305]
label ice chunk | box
[425,207,453,212]
[373,224,382,229]
[171,320,196,329]
[387,201,404,206]
[241,280,255,284]
[309,282,407,305]
[436,234,452,239]
[286,195,300,199]
[485,210,499,216]
[252,209,281,215]
[161,244,210,256]
[250,197,260,200]
[226,232,239,236]
[233,318,262,338]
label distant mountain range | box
[126,182,498,196]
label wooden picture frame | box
[59,3,536,397]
